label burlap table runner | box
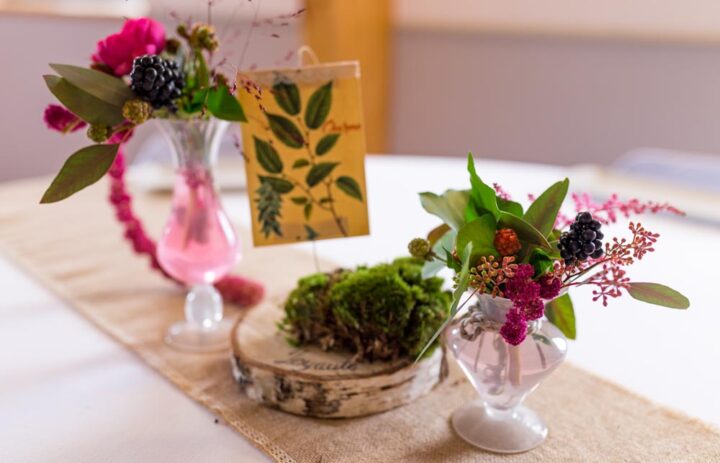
[1,177,718,463]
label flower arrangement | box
[41,17,264,308]
[409,154,689,349]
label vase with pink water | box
[156,118,240,352]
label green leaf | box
[319,197,332,204]
[529,248,554,276]
[335,176,363,201]
[498,212,552,251]
[456,214,499,265]
[497,197,524,216]
[259,176,294,194]
[419,190,470,231]
[306,162,339,187]
[524,178,569,237]
[185,88,209,113]
[292,159,310,169]
[627,283,690,309]
[304,203,313,219]
[427,223,451,247]
[40,144,119,203]
[305,224,319,240]
[416,242,473,362]
[272,80,301,115]
[467,153,500,220]
[422,229,457,278]
[50,64,134,107]
[254,137,283,174]
[315,133,340,156]
[291,196,308,205]
[267,113,304,148]
[44,75,124,126]
[304,81,332,129]
[545,293,576,340]
[207,85,247,122]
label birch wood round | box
[230,302,448,418]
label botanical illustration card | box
[237,62,370,246]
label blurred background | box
[2,0,720,192]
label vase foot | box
[164,319,233,353]
[451,400,548,454]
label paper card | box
[237,62,370,246]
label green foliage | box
[207,85,247,121]
[304,81,333,129]
[497,212,552,253]
[258,176,294,194]
[529,248,554,276]
[306,162,339,187]
[545,293,576,339]
[44,75,124,127]
[255,180,283,238]
[49,64,134,107]
[315,133,340,156]
[267,113,304,148]
[272,80,301,115]
[40,144,119,203]
[335,176,363,201]
[254,137,283,174]
[497,197,523,216]
[467,153,500,220]
[419,190,470,231]
[281,258,452,362]
[627,283,689,309]
[456,214,499,266]
[524,178,569,237]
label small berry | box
[130,55,184,110]
[559,211,605,265]
[494,228,522,256]
[122,99,153,125]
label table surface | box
[1,155,718,463]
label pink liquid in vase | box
[157,167,239,286]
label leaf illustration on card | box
[272,80,301,115]
[292,159,310,169]
[306,162,339,187]
[259,175,294,194]
[335,176,363,201]
[304,81,332,129]
[254,137,283,174]
[267,113,304,148]
[315,133,340,156]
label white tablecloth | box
[1,155,717,462]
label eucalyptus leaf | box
[207,85,247,122]
[254,137,283,174]
[259,175,294,194]
[467,153,500,220]
[524,178,569,237]
[44,75,124,126]
[419,190,470,231]
[545,293,576,339]
[40,144,119,203]
[316,133,340,156]
[627,283,690,309]
[268,113,304,148]
[272,80,301,115]
[335,176,363,201]
[306,162,339,187]
[50,64,134,107]
[304,81,332,129]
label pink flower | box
[538,275,561,299]
[500,308,528,346]
[43,104,86,133]
[92,18,166,76]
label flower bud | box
[122,99,153,125]
[408,238,431,260]
[165,38,181,55]
[87,124,111,143]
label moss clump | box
[281,257,451,362]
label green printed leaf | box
[40,144,119,203]
[456,214,499,264]
[305,224,319,240]
[419,190,470,231]
[319,197,332,204]
[545,293,576,339]
[50,64,134,107]
[627,283,690,309]
[272,80,301,115]
[207,85,247,121]
[304,203,313,219]
[497,197,524,217]
[254,137,283,174]
[524,178,569,237]
[467,153,500,220]
[291,196,308,205]
[268,113,304,148]
[335,176,363,201]
[315,133,340,155]
[306,162,339,187]
[292,159,310,169]
[44,75,124,126]
[259,176,294,194]
[304,81,332,129]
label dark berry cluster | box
[130,55,184,110]
[559,212,604,264]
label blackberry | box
[558,211,604,264]
[130,55,184,110]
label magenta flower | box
[43,104,86,133]
[539,275,561,299]
[500,308,527,346]
[92,18,166,76]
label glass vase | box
[156,118,240,353]
[445,293,568,453]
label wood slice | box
[230,302,448,418]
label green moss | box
[281,258,451,362]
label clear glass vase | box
[156,118,240,353]
[446,293,568,453]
